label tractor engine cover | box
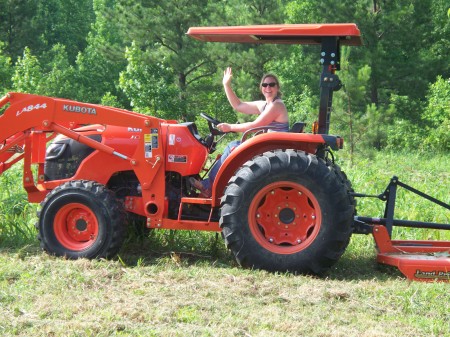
[44,134,102,181]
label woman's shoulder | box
[273,98,287,110]
[251,100,267,111]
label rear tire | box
[37,180,126,259]
[220,149,354,274]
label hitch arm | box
[353,176,450,235]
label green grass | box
[339,151,449,241]
[0,150,449,336]
[0,246,449,336]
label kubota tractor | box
[1,24,449,281]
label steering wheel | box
[199,112,225,153]
[200,112,221,126]
[200,112,225,136]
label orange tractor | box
[1,24,449,281]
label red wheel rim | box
[248,181,322,254]
[53,203,99,251]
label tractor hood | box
[187,23,362,46]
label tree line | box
[1,0,449,152]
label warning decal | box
[144,142,152,158]
[152,133,159,149]
[144,131,158,158]
[168,154,187,163]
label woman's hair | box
[260,73,282,98]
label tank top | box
[267,121,289,132]
[262,97,289,132]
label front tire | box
[220,149,354,274]
[37,180,126,259]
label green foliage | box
[190,76,235,130]
[71,0,127,104]
[119,43,182,119]
[283,85,317,128]
[383,94,424,151]
[0,0,39,60]
[11,48,42,93]
[11,45,77,98]
[331,53,372,157]
[33,0,94,64]
[0,167,37,246]
[100,92,123,108]
[40,44,77,98]
[0,42,12,94]
[422,76,450,151]
[115,0,227,119]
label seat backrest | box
[290,122,305,133]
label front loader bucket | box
[354,177,450,282]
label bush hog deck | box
[0,23,449,281]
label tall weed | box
[0,166,37,245]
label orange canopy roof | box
[187,23,362,46]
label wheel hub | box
[251,184,320,251]
[75,219,88,231]
[67,209,96,241]
[54,203,99,250]
[279,207,295,224]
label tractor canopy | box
[188,23,362,135]
[187,23,362,46]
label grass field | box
[0,151,449,336]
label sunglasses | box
[261,82,277,88]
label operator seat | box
[289,122,305,133]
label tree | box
[0,42,13,95]
[422,76,450,151]
[282,0,450,153]
[11,47,42,94]
[0,0,38,60]
[284,0,444,111]
[40,44,77,98]
[73,0,127,104]
[119,42,181,118]
[11,45,77,98]
[427,0,450,80]
[0,0,94,64]
[32,0,95,64]
[113,0,225,119]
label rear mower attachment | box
[354,177,450,282]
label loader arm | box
[0,92,166,222]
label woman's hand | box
[217,123,232,132]
[223,67,233,86]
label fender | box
[211,132,342,205]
